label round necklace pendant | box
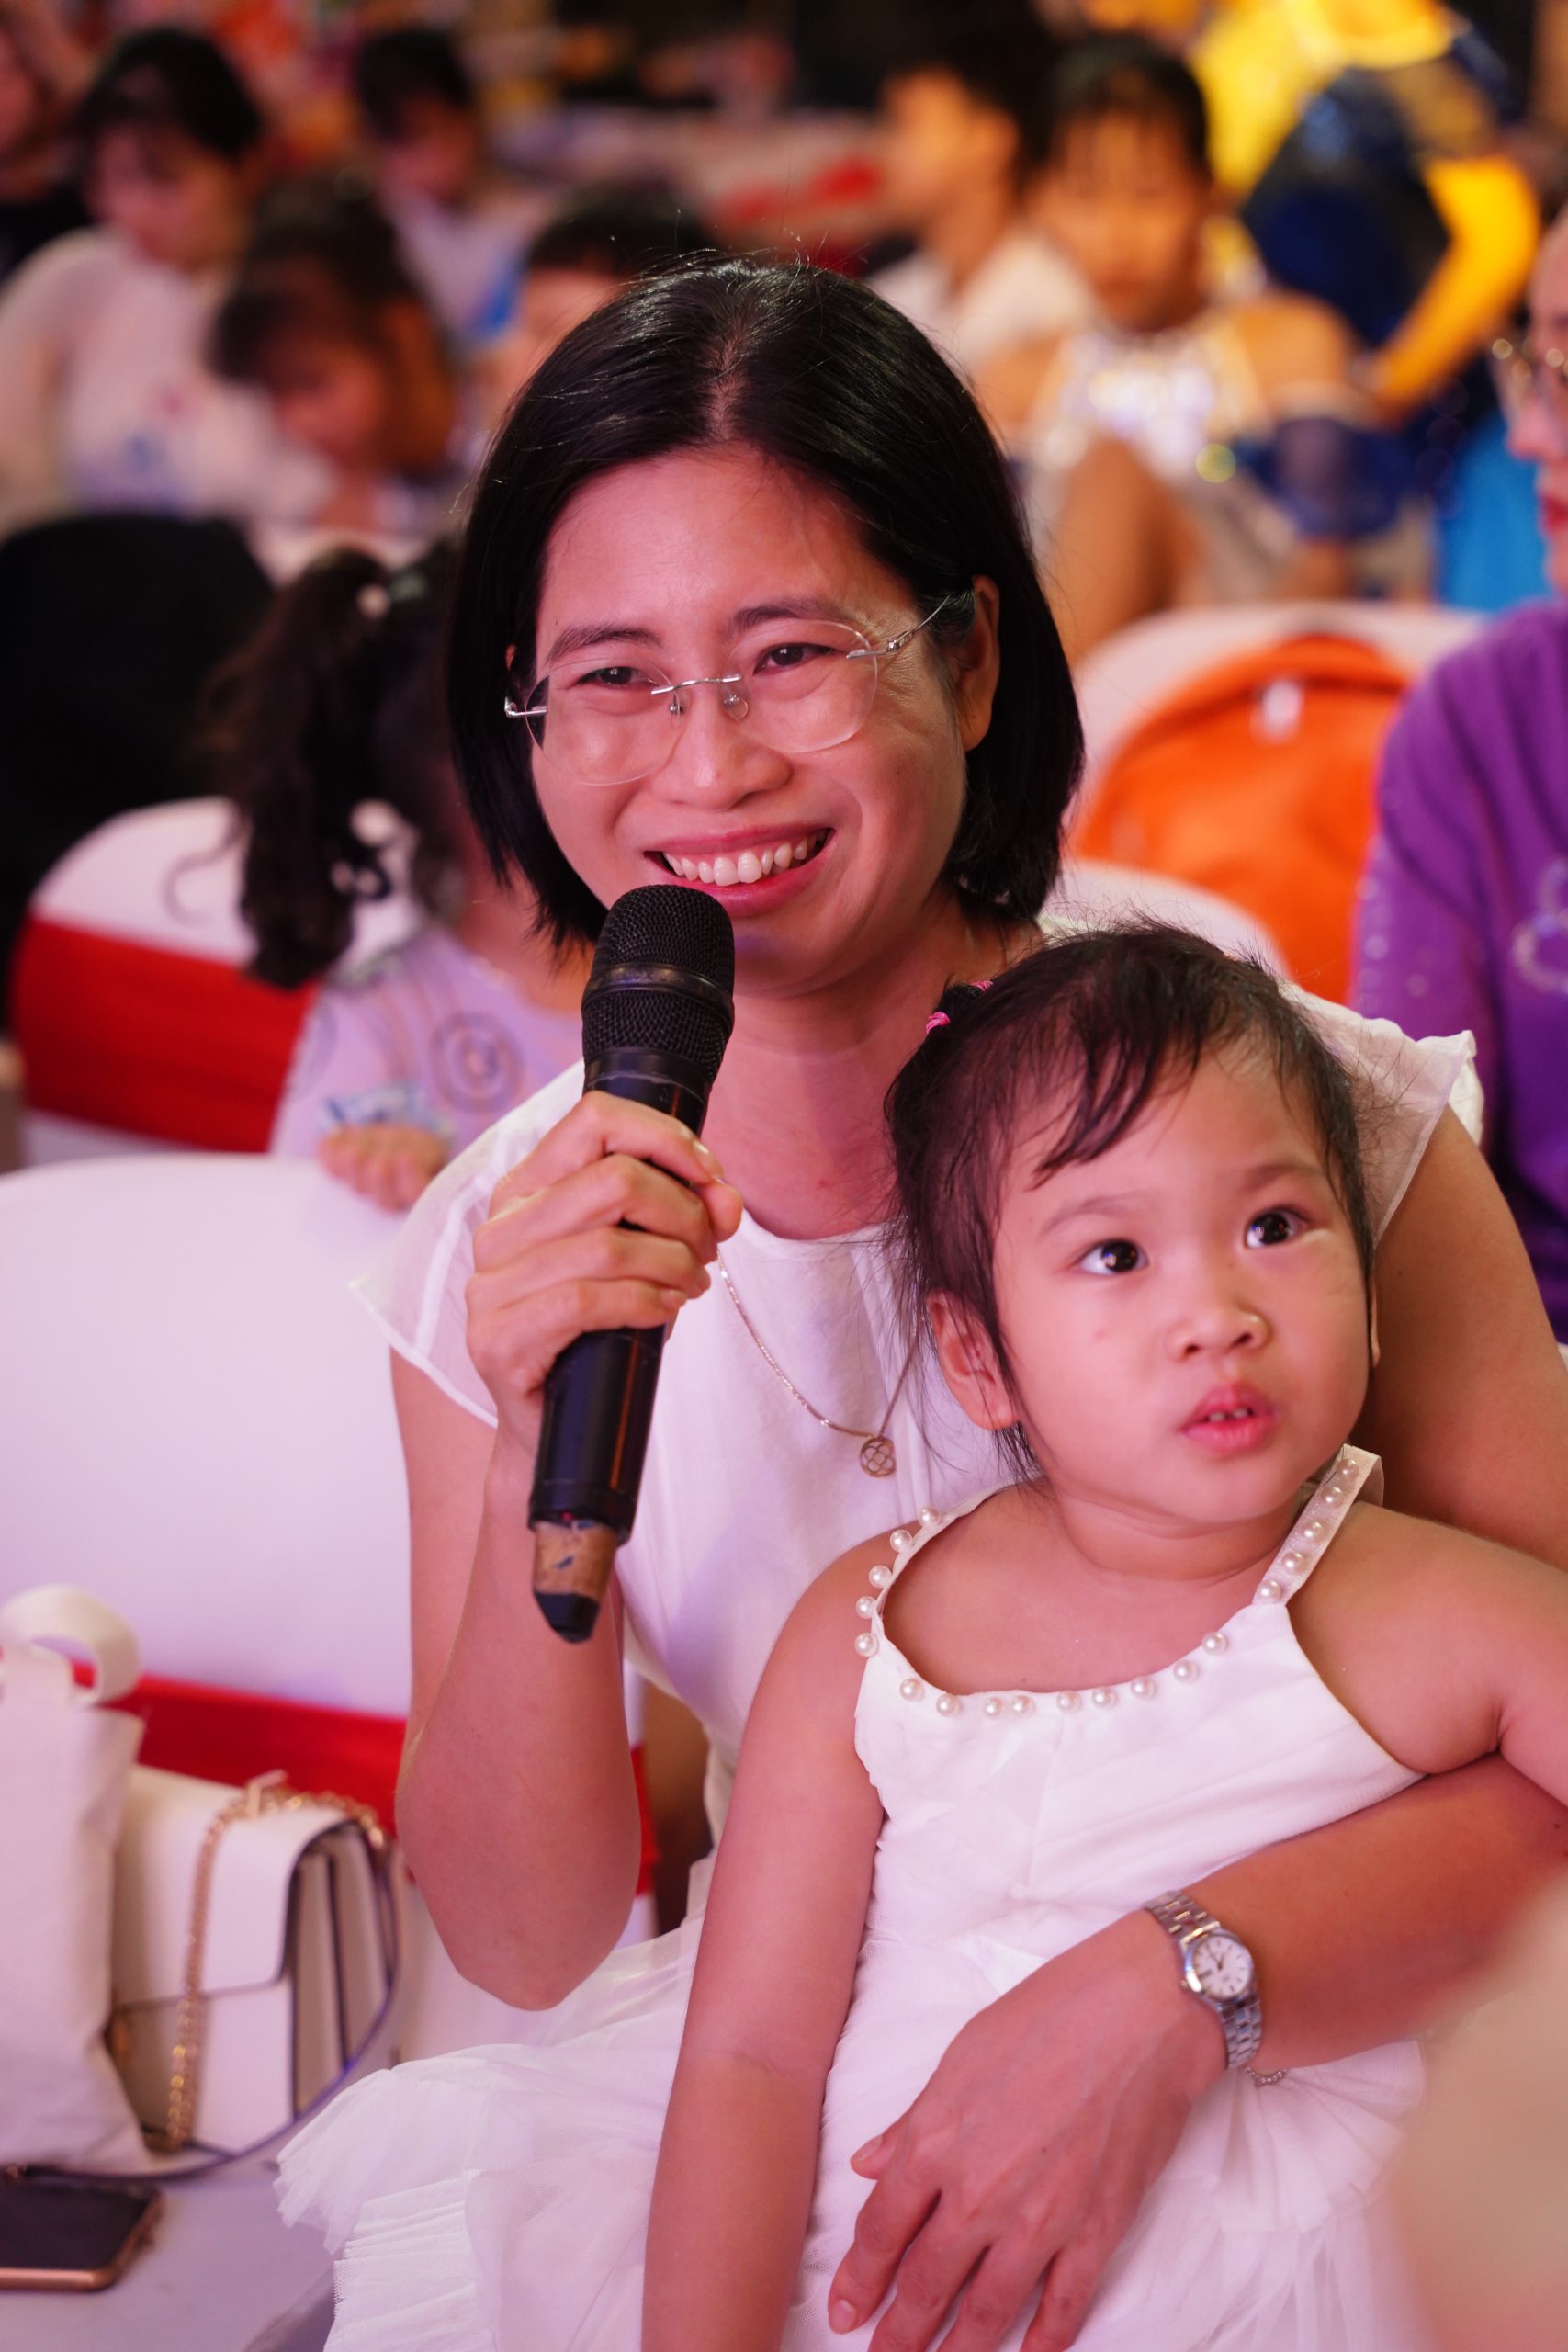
[859,1435,897,1478]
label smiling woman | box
[276,260,1568,2352]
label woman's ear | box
[953,576,1001,754]
[1369,1285,1381,1370]
[929,1290,1014,1431]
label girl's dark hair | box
[209,542,457,989]
[77,28,265,164]
[881,6,1065,180]
[449,257,1080,948]
[889,925,1375,1471]
[212,176,428,383]
[1046,35,1210,178]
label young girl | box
[213,541,588,1208]
[981,40,1367,655]
[212,176,480,559]
[281,924,1568,2348]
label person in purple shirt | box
[1356,211,1568,1341]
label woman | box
[0,27,330,539]
[1355,208,1568,1348]
[299,262,1568,2352]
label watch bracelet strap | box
[1144,1890,1263,2069]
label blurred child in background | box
[0,27,332,537]
[215,542,588,1210]
[0,0,87,287]
[213,176,477,557]
[481,184,715,403]
[870,6,1089,379]
[352,25,536,353]
[984,38,1364,658]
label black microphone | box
[530,883,736,1643]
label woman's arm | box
[394,1091,741,2006]
[1359,1108,1568,1568]
[644,1547,885,2352]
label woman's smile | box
[649,826,832,900]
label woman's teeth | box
[660,834,825,888]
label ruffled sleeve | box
[352,1063,584,1426]
[1288,992,1480,1234]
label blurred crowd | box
[1,0,1565,1232]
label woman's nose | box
[653,680,790,804]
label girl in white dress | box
[284,926,1568,2347]
[280,259,1568,2352]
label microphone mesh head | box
[583,885,736,1083]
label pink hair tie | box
[923,1011,951,1035]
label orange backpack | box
[1072,634,1411,1003]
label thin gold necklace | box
[716,1256,916,1478]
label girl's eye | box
[1077,1238,1145,1276]
[1245,1207,1305,1249]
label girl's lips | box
[1180,1390,1280,1456]
[1539,490,1568,537]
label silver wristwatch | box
[1143,1891,1262,2068]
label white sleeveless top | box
[362,989,1477,1832]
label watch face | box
[1189,1932,1254,2001]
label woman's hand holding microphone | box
[466,1091,743,1491]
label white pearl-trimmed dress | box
[280,1445,1438,2351]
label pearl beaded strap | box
[852,1445,1378,1724]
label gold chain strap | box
[154,1771,388,2155]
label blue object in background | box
[1436,408,1549,613]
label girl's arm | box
[645,1544,885,2352]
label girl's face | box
[1034,116,1210,334]
[88,126,252,273]
[526,446,1000,1001]
[260,335,392,473]
[939,1048,1370,1535]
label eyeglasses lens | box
[521,623,881,786]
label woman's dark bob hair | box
[448,257,1081,947]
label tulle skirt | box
[279,1911,1436,2352]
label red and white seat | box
[9,799,418,1163]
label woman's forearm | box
[644,2056,823,2352]
[398,1448,644,2009]
[1190,1758,1568,2069]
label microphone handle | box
[528,1049,713,1643]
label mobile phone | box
[0,2175,163,2291]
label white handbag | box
[0,1587,399,2172]
[111,1765,399,2157]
